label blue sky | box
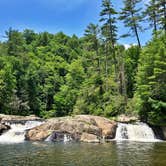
[0,0,151,45]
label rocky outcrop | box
[25,115,117,143]
[116,114,138,123]
[0,114,42,124]
[0,123,10,135]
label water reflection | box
[0,141,165,166]
[116,141,155,166]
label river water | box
[0,141,166,166]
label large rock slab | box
[25,115,117,142]
[75,115,117,139]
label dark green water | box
[0,141,166,166]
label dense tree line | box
[0,0,165,125]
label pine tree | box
[100,0,117,48]
[119,0,143,48]
[84,23,100,73]
[99,0,118,84]
[157,0,166,32]
[144,0,159,32]
[6,28,25,56]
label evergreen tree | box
[119,0,143,48]
[100,0,117,48]
[135,33,166,125]
[6,28,25,56]
[144,0,159,32]
[84,23,100,73]
[100,0,118,87]
[157,0,166,32]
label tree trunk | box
[131,10,141,48]
[105,42,108,91]
[153,11,157,32]
[163,2,166,32]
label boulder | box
[25,124,51,141]
[0,123,10,135]
[80,133,100,143]
[26,115,117,142]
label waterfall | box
[64,134,72,143]
[0,121,43,144]
[45,132,72,142]
[115,123,159,142]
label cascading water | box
[115,123,159,142]
[45,132,72,142]
[64,134,72,143]
[0,121,43,144]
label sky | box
[0,0,152,45]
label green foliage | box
[125,46,140,97]
[0,0,165,127]
[135,33,166,125]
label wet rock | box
[80,133,100,143]
[150,126,166,140]
[0,123,10,135]
[162,127,166,140]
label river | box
[0,141,166,166]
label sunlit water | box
[0,141,166,166]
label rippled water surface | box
[0,141,166,166]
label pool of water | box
[0,141,166,166]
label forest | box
[0,0,165,126]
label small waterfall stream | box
[115,123,159,142]
[0,121,43,144]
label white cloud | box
[124,43,137,49]
[124,44,131,49]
